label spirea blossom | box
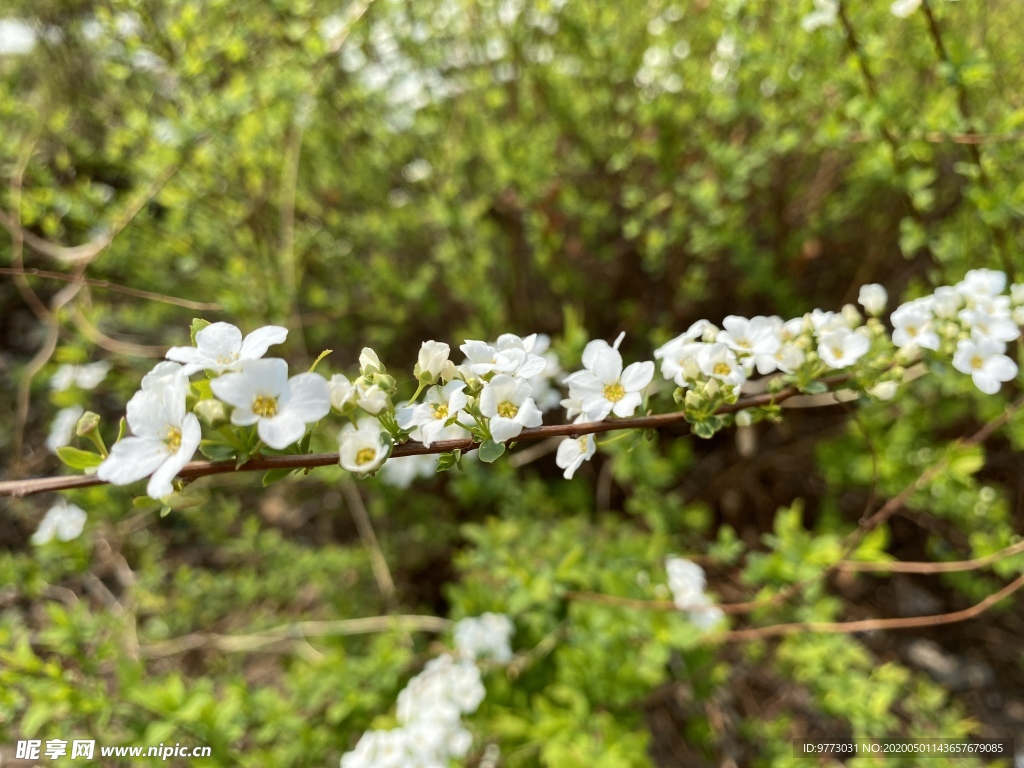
[166,322,287,375]
[50,361,111,391]
[664,556,724,632]
[339,418,390,475]
[31,500,87,545]
[952,338,1018,395]
[817,328,870,369]
[563,333,654,421]
[97,362,201,499]
[211,359,330,450]
[555,432,597,479]
[857,284,887,316]
[479,374,543,442]
[397,381,469,447]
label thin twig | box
[838,539,1024,574]
[138,614,450,658]
[341,478,397,606]
[0,267,222,311]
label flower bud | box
[359,347,384,377]
[75,411,101,437]
[194,398,228,427]
[868,380,898,401]
[766,377,786,394]
[857,284,887,316]
[684,390,704,410]
[735,409,753,427]
[356,384,388,415]
[703,378,721,399]
[415,340,451,384]
[841,303,863,328]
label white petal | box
[239,325,288,360]
[620,361,654,392]
[612,391,643,417]
[97,437,168,486]
[258,413,307,449]
[985,355,1018,383]
[195,322,243,357]
[420,418,447,447]
[210,372,256,409]
[242,358,289,396]
[590,347,623,384]
[489,416,523,442]
[515,398,543,428]
[281,373,331,423]
[582,397,614,422]
[165,345,214,373]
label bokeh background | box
[2,0,1024,765]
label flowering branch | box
[0,376,837,498]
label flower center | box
[906,325,919,337]
[603,383,625,402]
[831,345,843,359]
[165,426,182,453]
[713,362,731,376]
[355,447,377,465]
[432,403,449,420]
[216,351,239,366]
[497,401,518,418]
[252,394,279,417]
[970,354,984,370]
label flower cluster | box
[889,269,1021,395]
[340,614,514,768]
[664,557,724,631]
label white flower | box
[397,381,469,447]
[379,454,436,488]
[930,286,963,318]
[211,358,330,450]
[166,322,287,375]
[479,374,543,442]
[959,308,1021,344]
[339,417,390,475]
[461,335,547,378]
[664,556,724,632]
[817,328,870,369]
[696,343,746,388]
[97,362,201,499]
[555,432,596,479]
[717,315,781,374]
[857,284,887,316]
[416,340,452,383]
[801,0,838,31]
[890,0,921,17]
[957,268,1006,301]
[356,384,389,415]
[808,309,848,334]
[46,406,84,453]
[772,342,806,374]
[397,654,486,724]
[891,304,940,350]
[564,334,654,421]
[31,500,87,545]
[329,373,357,410]
[50,361,111,391]
[952,338,1018,395]
[454,613,515,663]
[654,320,715,384]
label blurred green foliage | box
[2,0,1023,765]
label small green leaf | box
[436,449,463,473]
[191,379,214,400]
[799,380,829,395]
[263,468,295,486]
[133,496,159,508]
[116,416,127,442]
[165,494,204,510]
[478,439,506,463]
[56,446,103,470]
[309,348,333,372]
[190,318,211,345]
[198,440,236,461]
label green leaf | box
[198,440,236,461]
[799,380,829,395]
[190,318,211,345]
[263,468,295,486]
[191,379,214,400]
[56,446,103,471]
[478,439,506,463]
[436,449,463,473]
[116,416,127,442]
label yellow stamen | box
[253,394,279,417]
[165,426,182,453]
[603,383,625,402]
[355,448,376,465]
[432,403,449,420]
[713,362,731,376]
[970,355,984,370]
[497,401,518,418]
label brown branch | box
[0,378,837,498]
[0,267,222,311]
[712,572,1024,643]
[838,539,1024,574]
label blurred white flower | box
[454,613,514,663]
[890,0,922,18]
[818,328,870,369]
[801,0,838,32]
[857,284,888,316]
[952,338,1018,395]
[50,361,111,391]
[31,500,87,545]
[46,405,84,453]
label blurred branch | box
[138,614,450,658]
[838,539,1024,574]
[0,267,222,311]
[341,478,397,607]
[713,572,1024,643]
[0,373,865,497]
